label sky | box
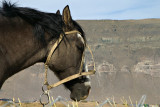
[1,0,160,20]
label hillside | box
[1,19,160,104]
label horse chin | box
[70,93,89,101]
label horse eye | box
[77,45,84,52]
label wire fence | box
[0,94,150,107]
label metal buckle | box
[40,84,50,106]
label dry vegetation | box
[0,96,152,107]
[0,101,139,107]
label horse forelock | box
[72,21,86,44]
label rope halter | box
[44,30,96,90]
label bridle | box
[43,30,96,90]
[40,30,96,105]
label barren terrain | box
[1,19,160,105]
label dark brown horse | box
[0,1,91,101]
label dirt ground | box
[0,101,132,107]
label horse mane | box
[0,1,86,44]
[0,1,64,43]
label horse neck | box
[0,18,48,73]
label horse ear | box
[56,10,60,15]
[62,5,72,25]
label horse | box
[0,1,92,101]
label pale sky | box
[1,0,160,20]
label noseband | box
[44,30,96,90]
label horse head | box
[47,6,91,101]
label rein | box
[44,30,96,90]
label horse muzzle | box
[70,86,91,101]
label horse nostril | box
[88,86,91,94]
